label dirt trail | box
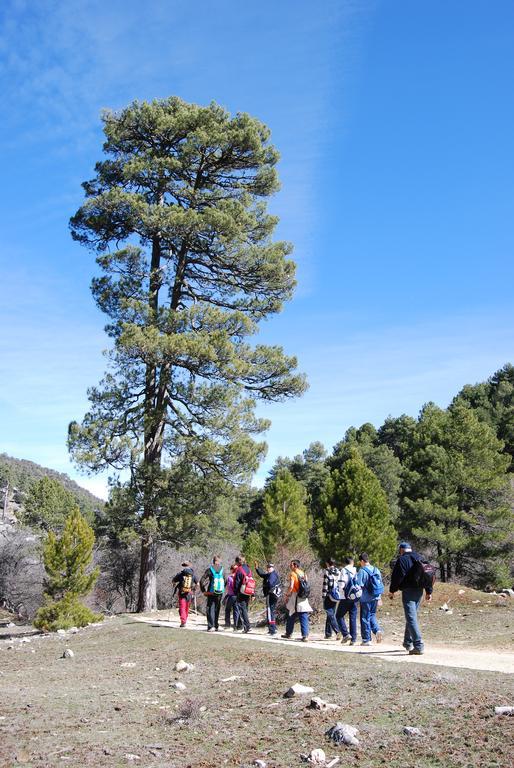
[134,611,514,675]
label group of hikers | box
[172,542,434,655]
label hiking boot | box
[243,628,252,634]
[341,635,352,644]
[403,644,414,652]
[349,640,356,646]
[301,636,310,642]
[281,634,292,640]
[207,627,213,632]
[180,623,186,628]
[376,631,384,644]
[409,648,424,655]
[360,640,371,646]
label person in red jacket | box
[233,555,254,634]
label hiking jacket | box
[256,566,280,597]
[356,564,381,603]
[321,566,340,599]
[390,551,432,594]
[225,573,236,597]
[234,564,252,599]
[172,568,197,599]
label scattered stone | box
[174,659,195,673]
[472,600,481,604]
[325,722,359,747]
[326,759,340,768]
[458,589,466,595]
[220,675,242,682]
[308,697,340,712]
[62,649,74,659]
[403,726,422,737]
[124,754,140,761]
[121,662,137,668]
[301,748,326,764]
[439,603,451,612]
[254,760,267,768]
[68,627,80,634]
[20,638,31,644]
[500,589,514,598]
[494,706,514,716]
[57,629,67,636]
[284,683,315,698]
[6,622,15,628]
[172,682,187,691]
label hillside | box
[0,453,104,525]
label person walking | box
[336,556,359,645]
[172,560,198,627]
[356,553,384,646]
[281,559,312,642]
[255,561,281,635]
[234,555,255,633]
[223,563,241,629]
[389,541,433,655]
[200,556,225,631]
[321,558,342,640]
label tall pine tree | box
[314,449,397,566]
[259,468,311,557]
[68,98,306,610]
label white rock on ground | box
[403,726,422,736]
[68,627,79,634]
[325,722,359,747]
[62,649,74,658]
[284,683,315,698]
[254,760,267,768]
[308,697,340,711]
[174,660,195,673]
[56,629,66,636]
[301,748,326,764]
[171,682,186,691]
[494,706,514,716]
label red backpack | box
[239,566,256,596]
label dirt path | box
[134,611,514,675]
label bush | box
[34,594,102,631]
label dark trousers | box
[206,594,222,629]
[224,595,241,627]
[336,599,358,641]
[237,595,251,631]
[266,594,278,634]
[324,596,341,637]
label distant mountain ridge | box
[0,453,105,512]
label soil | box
[1,584,513,768]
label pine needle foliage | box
[34,508,102,631]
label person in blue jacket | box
[356,552,384,646]
[255,561,281,635]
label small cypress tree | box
[259,468,312,557]
[34,508,102,631]
[315,449,397,567]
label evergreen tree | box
[23,476,81,532]
[259,468,311,557]
[403,402,512,582]
[67,97,306,610]
[314,449,397,567]
[376,414,417,463]
[453,363,514,463]
[34,508,102,631]
[329,424,403,522]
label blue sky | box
[1,0,513,498]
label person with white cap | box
[389,541,433,655]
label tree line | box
[244,364,514,589]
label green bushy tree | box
[67,97,306,611]
[258,468,311,557]
[23,476,80,532]
[314,449,397,567]
[34,508,102,631]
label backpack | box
[265,570,281,598]
[363,566,384,599]
[181,572,193,594]
[343,569,363,602]
[239,567,256,596]
[328,569,346,602]
[413,558,437,591]
[297,573,311,599]
[210,566,225,595]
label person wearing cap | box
[389,541,433,655]
[255,561,281,635]
[172,561,198,627]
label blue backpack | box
[210,566,225,594]
[363,566,384,599]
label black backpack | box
[413,558,437,590]
[297,574,311,599]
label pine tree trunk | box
[137,534,157,612]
